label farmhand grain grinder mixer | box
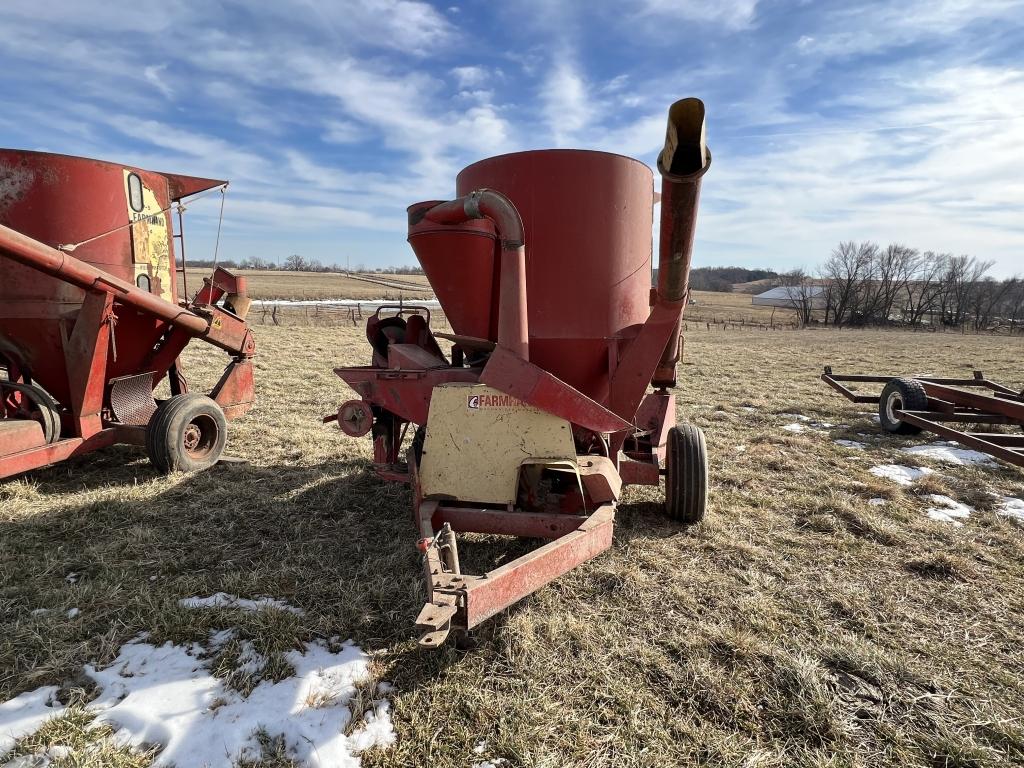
[0,150,256,479]
[332,98,711,646]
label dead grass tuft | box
[904,553,975,581]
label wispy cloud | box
[0,0,1021,272]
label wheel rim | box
[181,413,219,460]
[884,390,903,424]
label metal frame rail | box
[821,367,1024,469]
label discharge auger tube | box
[653,98,711,386]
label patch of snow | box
[83,636,393,768]
[900,443,995,467]
[0,687,65,754]
[3,632,396,767]
[739,407,756,412]
[993,495,1024,525]
[473,740,489,755]
[234,641,267,677]
[64,573,79,584]
[924,494,972,526]
[869,464,935,486]
[783,423,807,433]
[29,609,49,617]
[735,445,747,453]
[472,760,507,768]
[868,498,887,506]
[66,608,79,619]
[835,440,866,450]
[178,592,304,616]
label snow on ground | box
[993,495,1024,525]
[254,298,440,308]
[178,592,305,615]
[868,498,888,506]
[835,440,867,450]
[0,688,65,754]
[869,464,935,486]
[924,494,973,526]
[783,423,807,433]
[900,443,996,467]
[1,634,394,767]
[472,760,508,768]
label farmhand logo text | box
[468,394,526,409]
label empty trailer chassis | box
[821,367,1024,469]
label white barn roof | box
[751,285,827,309]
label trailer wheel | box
[879,378,927,435]
[665,423,708,524]
[1,381,61,444]
[146,394,227,473]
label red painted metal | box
[479,345,632,434]
[334,98,711,645]
[0,149,254,477]
[460,505,616,628]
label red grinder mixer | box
[332,98,711,646]
[0,150,256,478]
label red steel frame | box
[0,226,256,480]
[821,367,1024,469]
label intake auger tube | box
[422,189,529,361]
[653,98,711,387]
[0,222,251,357]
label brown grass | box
[177,269,432,302]
[2,325,1024,767]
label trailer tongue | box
[331,97,713,646]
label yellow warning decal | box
[123,169,173,302]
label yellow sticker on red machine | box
[123,169,173,302]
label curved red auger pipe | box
[421,189,529,361]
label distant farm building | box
[751,285,828,310]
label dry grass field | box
[177,269,433,302]
[3,323,1024,767]
[177,269,780,326]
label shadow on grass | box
[2,445,692,699]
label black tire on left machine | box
[0,380,61,444]
[146,393,227,473]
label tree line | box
[176,255,424,275]
[785,242,1023,332]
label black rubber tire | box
[665,423,708,524]
[879,378,927,435]
[145,394,227,473]
[1,381,61,443]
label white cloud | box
[322,120,367,144]
[541,56,593,146]
[451,65,489,88]
[143,64,174,99]
[637,0,759,29]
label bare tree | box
[782,268,819,327]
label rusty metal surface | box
[0,149,256,478]
[822,367,1024,469]
[479,345,632,434]
[109,372,159,426]
[456,149,654,401]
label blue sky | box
[2,0,1022,276]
